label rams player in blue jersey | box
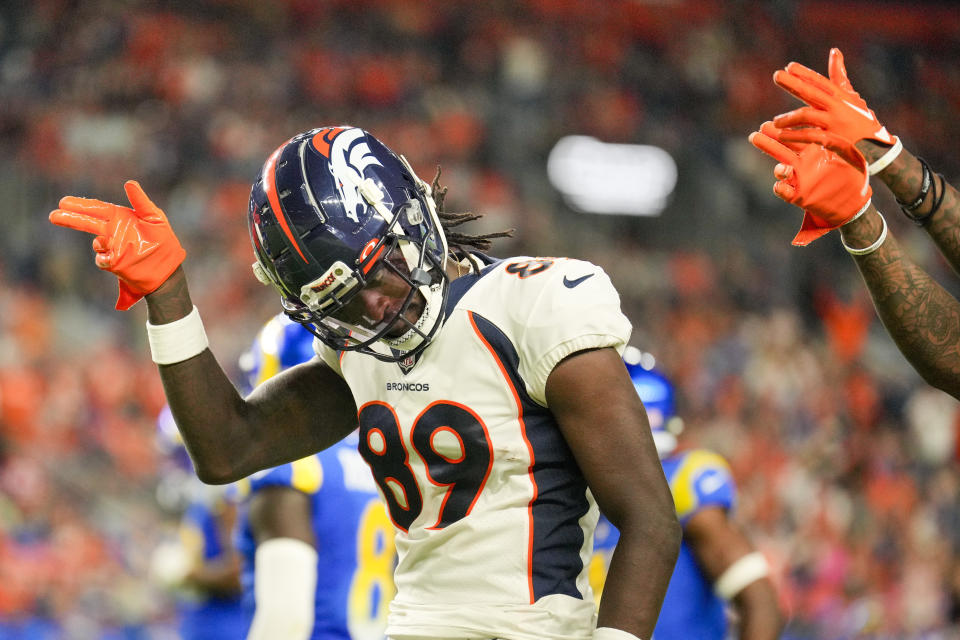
[151,406,247,640]
[233,314,396,640]
[51,126,680,640]
[591,349,783,640]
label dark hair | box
[430,167,514,273]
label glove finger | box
[827,47,854,91]
[773,107,831,131]
[749,128,796,165]
[124,180,164,221]
[773,163,794,181]
[95,251,114,269]
[49,209,108,235]
[773,180,797,202]
[776,127,832,147]
[783,62,838,97]
[773,69,833,110]
[760,120,805,153]
[92,235,109,253]
[57,196,119,220]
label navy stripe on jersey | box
[470,312,590,601]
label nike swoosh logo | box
[563,273,594,288]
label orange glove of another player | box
[49,181,186,310]
[749,121,872,246]
[772,48,897,149]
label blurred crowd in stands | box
[2,0,960,637]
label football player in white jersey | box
[49,126,680,640]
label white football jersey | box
[316,256,632,640]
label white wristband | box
[146,305,209,365]
[248,538,318,640]
[593,628,643,640]
[867,136,903,175]
[714,551,770,600]
[842,212,888,256]
[843,198,872,225]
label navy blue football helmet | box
[623,346,681,457]
[248,126,450,362]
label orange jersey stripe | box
[468,311,538,605]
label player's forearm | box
[733,580,784,640]
[858,141,960,274]
[146,268,265,483]
[597,509,681,637]
[840,214,960,399]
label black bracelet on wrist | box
[897,156,931,213]
[909,172,946,227]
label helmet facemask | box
[293,237,449,360]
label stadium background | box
[2,0,960,637]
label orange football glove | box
[49,181,186,310]
[772,48,896,148]
[749,121,872,246]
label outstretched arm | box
[753,122,960,400]
[146,268,358,483]
[546,347,681,639]
[764,48,960,398]
[50,183,359,483]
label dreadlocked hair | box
[430,166,514,274]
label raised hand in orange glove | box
[772,48,899,173]
[749,121,872,246]
[49,180,186,310]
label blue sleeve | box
[245,457,324,496]
[280,321,317,369]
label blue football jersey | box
[235,314,396,640]
[591,449,736,640]
[176,488,248,640]
[234,440,395,640]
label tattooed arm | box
[764,47,960,396]
[840,145,960,398]
[858,141,960,274]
